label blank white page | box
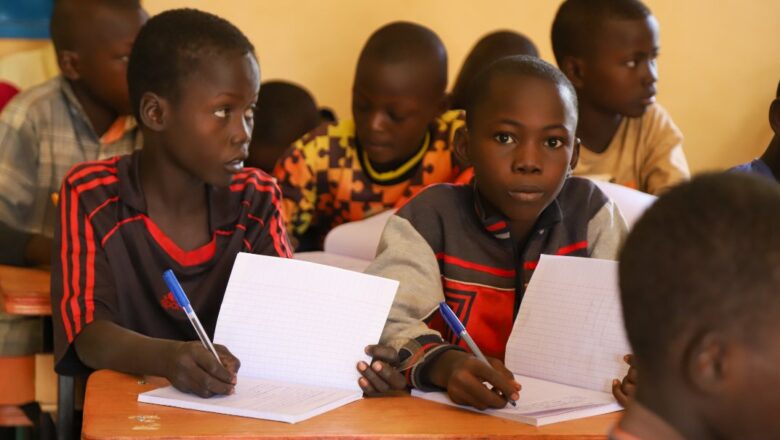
[213,253,398,391]
[505,255,631,393]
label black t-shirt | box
[51,152,292,375]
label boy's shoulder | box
[292,119,358,160]
[396,182,472,219]
[0,76,65,128]
[558,177,612,219]
[630,102,682,139]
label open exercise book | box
[413,255,631,426]
[138,253,398,423]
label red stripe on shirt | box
[87,196,119,221]
[523,261,538,271]
[101,215,145,247]
[404,342,440,383]
[66,165,117,185]
[84,214,96,323]
[68,186,82,335]
[485,221,507,232]
[142,217,216,267]
[556,241,588,255]
[435,253,516,278]
[59,184,74,342]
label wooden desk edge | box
[83,370,621,440]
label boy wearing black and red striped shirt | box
[51,9,291,397]
[366,56,631,409]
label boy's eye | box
[625,60,638,68]
[494,133,515,144]
[244,106,255,119]
[388,112,405,123]
[544,138,565,149]
[119,55,129,63]
[214,108,228,119]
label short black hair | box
[551,0,651,65]
[465,55,577,130]
[127,8,255,120]
[357,21,448,94]
[252,81,320,147]
[450,30,539,110]
[50,0,141,51]
[620,173,780,372]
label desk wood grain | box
[83,370,620,439]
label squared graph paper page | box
[214,252,398,391]
[505,255,631,393]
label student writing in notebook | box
[729,80,780,182]
[614,173,780,440]
[273,22,468,251]
[50,9,292,398]
[551,0,690,195]
[365,56,633,409]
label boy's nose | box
[368,111,389,133]
[232,116,252,145]
[642,59,658,85]
[512,144,542,174]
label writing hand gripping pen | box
[439,301,516,407]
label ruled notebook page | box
[505,255,631,393]
[213,252,399,391]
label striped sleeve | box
[232,169,293,258]
[50,159,120,375]
[364,214,464,390]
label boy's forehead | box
[480,74,575,127]
[75,4,146,48]
[355,58,442,99]
[589,15,659,55]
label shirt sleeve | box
[272,138,318,244]
[0,109,41,235]
[50,168,118,375]
[241,169,293,258]
[364,214,464,390]
[587,198,629,260]
[640,105,691,195]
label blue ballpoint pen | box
[163,269,223,366]
[438,301,516,407]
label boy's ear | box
[560,56,585,89]
[58,50,81,81]
[684,331,731,396]
[139,92,167,132]
[453,124,471,167]
[570,138,581,171]
[769,98,780,135]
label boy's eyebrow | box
[496,119,568,131]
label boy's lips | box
[639,95,656,106]
[508,186,545,202]
[224,159,245,174]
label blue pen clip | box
[438,301,465,336]
[163,269,193,314]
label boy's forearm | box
[74,319,180,378]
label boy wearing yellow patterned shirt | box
[273,22,466,250]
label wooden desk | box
[83,370,620,439]
[0,265,51,316]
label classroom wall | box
[2,1,779,173]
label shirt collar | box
[59,76,137,145]
[471,178,563,241]
[119,151,239,231]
